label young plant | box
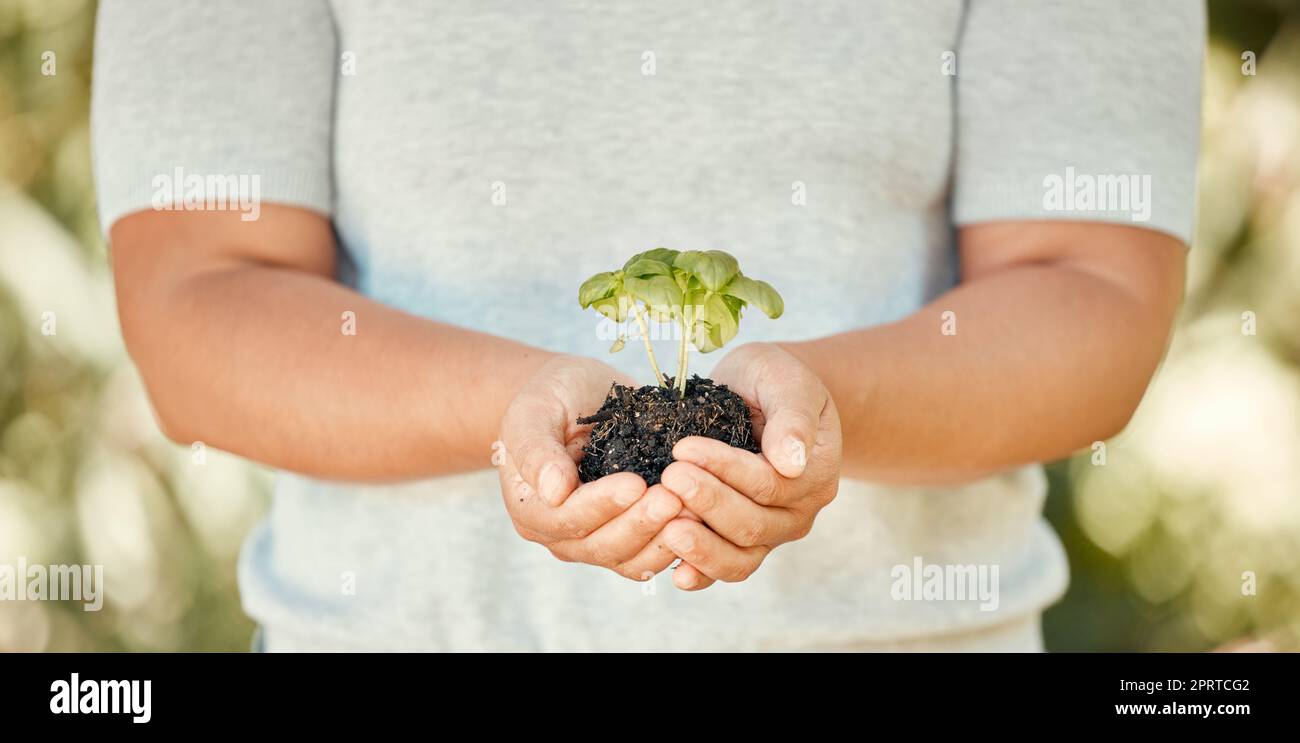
[578,248,784,395]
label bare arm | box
[110,205,556,481]
[780,221,1186,485]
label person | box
[92,0,1203,651]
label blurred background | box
[1,0,1297,651]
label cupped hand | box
[658,342,842,590]
[497,355,684,581]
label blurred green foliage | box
[0,0,267,651]
[1043,1,1300,651]
[0,0,1296,651]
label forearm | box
[124,263,554,481]
[781,262,1176,485]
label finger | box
[496,443,534,501]
[660,461,798,546]
[555,484,682,569]
[755,385,824,479]
[515,472,646,541]
[661,519,770,583]
[498,448,552,544]
[502,397,579,507]
[672,561,716,591]
[610,517,683,583]
[672,436,785,507]
[711,348,824,479]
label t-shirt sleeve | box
[951,0,1205,244]
[91,0,337,236]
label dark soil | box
[576,375,758,485]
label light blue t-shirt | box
[93,0,1202,650]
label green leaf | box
[622,258,675,278]
[673,250,740,292]
[591,293,630,322]
[672,268,689,293]
[623,274,683,320]
[682,289,707,324]
[691,319,718,352]
[700,293,738,351]
[720,293,745,320]
[723,274,783,319]
[578,272,620,308]
[625,248,680,271]
[686,293,737,354]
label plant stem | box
[676,305,690,396]
[631,303,667,387]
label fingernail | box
[539,463,564,505]
[647,494,678,521]
[786,437,807,473]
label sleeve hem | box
[952,176,1196,247]
[96,166,333,238]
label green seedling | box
[578,248,784,395]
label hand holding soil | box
[657,342,843,590]
[497,355,685,580]
[496,249,838,589]
[537,248,840,590]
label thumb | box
[760,403,817,479]
[501,400,578,507]
[754,377,824,479]
[711,345,822,480]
